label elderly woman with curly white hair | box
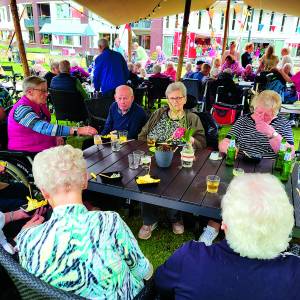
[15,145,152,300]
[155,173,300,299]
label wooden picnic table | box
[85,140,300,237]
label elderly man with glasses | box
[7,76,97,153]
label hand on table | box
[78,126,98,136]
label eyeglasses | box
[169,96,185,102]
[32,88,48,94]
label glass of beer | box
[110,131,118,142]
[206,175,220,193]
[118,130,128,143]
[94,135,102,149]
[147,135,156,147]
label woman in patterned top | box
[16,145,153,300]
[138,82,206,240]
[199,90,294,248]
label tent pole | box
[128,24,132,62]
[247,7,254,42]
[10,0,29,77]
[222,0,231,56]
[176,0,191,81]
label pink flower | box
[173,127,186,139]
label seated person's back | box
[155,173,300,300]
[16,145,153,299]
[101,85,147,139]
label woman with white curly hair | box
[16,145,152,299]
[155,173,300,299]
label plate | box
[135,175,160,187]
[20,199,48,212]
[98,171,123,183]
[101,135,111,143]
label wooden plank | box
[182,153,223,206]
[162,149,211,200]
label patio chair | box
[148,77,172,109]
[49,89,88,124]
[0,245,85,300]
[182,78,205,111]
[84,95,114,130]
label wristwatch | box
[270,131,279,139]
[73,127,78,137]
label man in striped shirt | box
[8,76,97,153]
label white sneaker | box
[199,226,219,246]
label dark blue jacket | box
[50,73,77,91]
[93,48,129,94]
[155,240,300,300]
[101,102,147,139]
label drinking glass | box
[233,168,244,176]
[141,155,151,172]
[118,130,128,143]
[128,153,139,169]
[111,139,121,152]
[206,175,220,193]
[110,131,118,142]
[147,135,156,147]
[133,150,145,165]
[94,135,102,146]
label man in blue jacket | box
[101,85,147,139]
[93,39,129,97]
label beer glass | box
[206,175,220,193]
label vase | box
[181,145,195,168]
[155,150,174,168]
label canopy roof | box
[74,0,215,26]
[40,23,96,36]
[244,0,300,17]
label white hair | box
[251,90,281,115]
[153,64,161,74]
[32,145,87,195]
[165,82,187,98]
[222,173,294,259]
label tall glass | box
[140,155,151,172]
[147,135,156,147]
[111,139,121,152]
[94,135,102,149]
[118,130,128,143]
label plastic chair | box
[49,89,88,124]
[0,246,85,300]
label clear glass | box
[181,146,195,168]
[140,155,151,171]
[110,131,118,142]
[206,175,220,193]
[128,153,139,169]
[118,130,128,143]
[111,139,121,152]
[133,150,145,165]
[233,168,245,176]
[147,135,156,147]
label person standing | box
[241,43,254,68]
[113,37,126,58]
[222,41,240,64]
[132,42,148,67]
[93,39,129,98]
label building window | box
[269,12,274,31]
[25,4,33,19]
[257,9,263,30]
[41,34,51,44]
[280,14,286,32]
[58,35,73,45]
[56,3,71,18]
[175,14,179,28]
[29,29,36,43]
[166,16,169,28]
[232,8,236,30]
[220,11,224,30]
[198,11,202,29]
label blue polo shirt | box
[93,48,129,94]
[101,102,147,139]
[155,240,300,300]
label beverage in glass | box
[110,131,118,142]
[118,130,128,143]
[147,136,156,147]
[94,135,102,147]
[128,153,139,169]
[206,175,220,193]
[111,139,121,152]
[181,145,195,168]
[141,155,151,171]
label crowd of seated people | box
[1,37,300,300]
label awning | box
[244,0,300,17]
[74,0,215,26]
[39,23,96,36]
